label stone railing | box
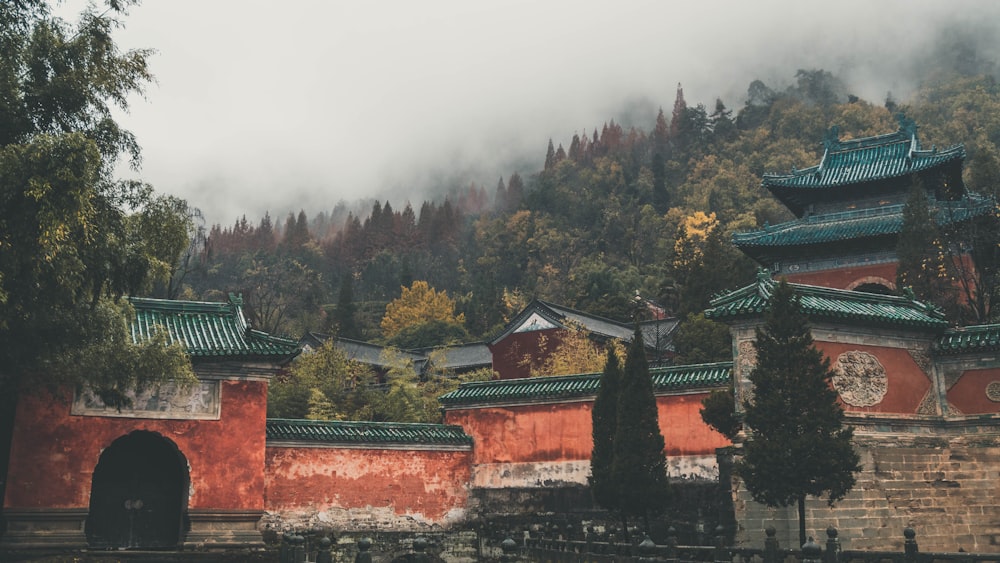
[520,526,1000,563]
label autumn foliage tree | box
[380,280,467,346]
[519,322,625,377]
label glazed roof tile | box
[762,130,964,191]
[935,324,1000,355]
[704,273,948,330]
[266,418,472,447]
[733,197,995,254]
[437,362,731,407]
[130,295,298,359]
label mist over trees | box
[163,35,1000,345]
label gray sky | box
[57,1,1000,225]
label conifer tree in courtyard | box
[589,345,622,512]
[738,280,860,547]
[610,324,671,534]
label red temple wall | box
[3,380,267,511]
[813,342,931,414]
[443,392,729,466]
[947,368,1000,415]
[783,263,898,291]
[263,446,471,522]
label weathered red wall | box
[657,393,731,456]
[783,263,897,291]
[263,446,472,521]
[947,368,1000,415]
[443,393,729,465]
[489,329,565,380]
[813,342,930,414]
[3,380,268,511]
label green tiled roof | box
[266,418,472,447]
[935,324,1000,355]
[438,362,731,407]
[733,197,995,260]
[763,130,964,191]
[130,295,299,359]
[704,272,948,330]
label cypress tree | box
[896,176,958,317]
[589,345,622,511]
[737,280,860,547]
[610,325,670,533]
[333,272,361,340]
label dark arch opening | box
[853,282,894,295]
[85,430,189,549]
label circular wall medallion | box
[986,381,1000,402]
[832,351,888,407]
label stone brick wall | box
[732,436,1000,552]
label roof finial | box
[896,113,918,140]
[823,125,841,151]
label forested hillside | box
[166,54,1000,351]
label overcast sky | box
[55,1,1000,225]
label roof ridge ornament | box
[823,125,841,152]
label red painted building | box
[489,299,677,379]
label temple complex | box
[3,119,1000,555]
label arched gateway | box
[85,431,190,549]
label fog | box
[56,0,1000,224]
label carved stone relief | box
[737,340,757,378]
[832,350,888,407]
[986,381,1000,403]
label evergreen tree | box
[333,271,362,340]
[589,345,622,511]
[610,325,671,533]
[896,177,957,316]
[544,139,556,170]
[737,280,860,547]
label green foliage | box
[0,2,191,392]
[268,340,377,420]
[589,345,622,511]
[610,325,671,528]
[332,271,362,339]
[672,313,732,365]
[737,280,860,546]
[896,178,959,318]
[699,385,739,441]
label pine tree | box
[737,280,860,547]
[610,325,671,533]
[589,345,622,511]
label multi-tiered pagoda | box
[733,116,994,292]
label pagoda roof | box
[732,196,996,263]
[762,120,965,216]
[130,294,299,361]
[704,272,948,330]
[935,324,1000,355]
[437,362,730,407]
[266,418,472,448]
